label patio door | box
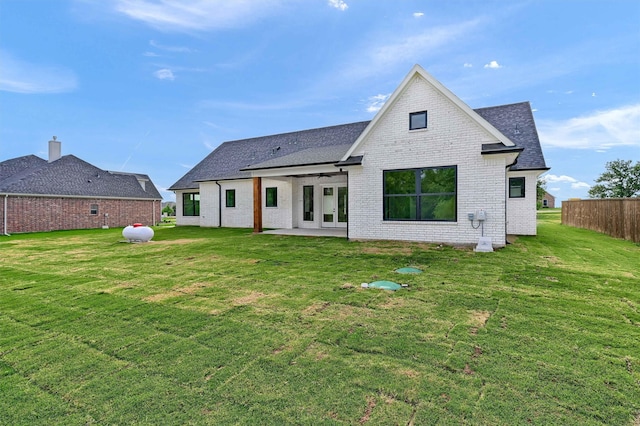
[322,185,347,228]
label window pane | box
[338,186,348,223]
[384,196,417,220]
[509,177,525,198]
[410,111,427,130]
[420,195,456,220]
[421,167,456,193]
[303,186,314,221]
[384,170,416,194]
[226,189,235,207]
[266,187,277,207]
[182,193,199,216]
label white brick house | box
[170,65,548,248]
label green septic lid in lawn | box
[367,281,402,291]
[395,267,423,274]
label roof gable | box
[341,64,516,161]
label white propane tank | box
[122,223,154,242]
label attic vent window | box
[409,111,428,130]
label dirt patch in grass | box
[379,298,410,310]
[359,396,376,424]
[398,368,420,379]
[470,310,491,335]
[144,282,213,302]
[302,302,331,316]
[232,291,266,306]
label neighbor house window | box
[183,193,200,216]
[266,187,277,207]
[303,186,314,221]
[509,177,525,198]
[226,189,236,207]
[409,111,428,130]
[383,166,457,221]
[90,204,98,215]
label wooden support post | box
[253,177,263,233]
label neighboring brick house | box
[1,139,162,234]
[542,191,556,208]
[170,65,549,248]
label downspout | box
[215,181,222,227]
[3,194,9,236]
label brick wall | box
[1,196,161,234]
[506,170,541,235]
[347,74,512,247]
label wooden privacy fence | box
[562,198,640,243]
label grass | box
[0,210,638,425]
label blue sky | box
[1,0,638,202]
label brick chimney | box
[48,136,61,162]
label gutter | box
[215,181,222,228]
[3,194,9,236]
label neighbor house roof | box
[0,154,162,199]
[170,101,548,191]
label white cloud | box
[543,174,591,190]
[328,0,348,11]
[0,50,77,94]
[143,51,160,57]
[154,68,175,80]
[572,182,591,189]
[112,0,285,32]
[366,93,390,113]
[484,60,502,69]
[413,12,424,18]
[538,104,640,150]
[463,63,473,68]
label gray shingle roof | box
[0,154,162,199]
[475,102,549,171]
[170,102,547,190]
[242,143,354,171]
[169,121,370,190]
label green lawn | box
[1,211,638,425]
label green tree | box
[162,204,176,216]
[537,176,547,209]
[588,159,640,199]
